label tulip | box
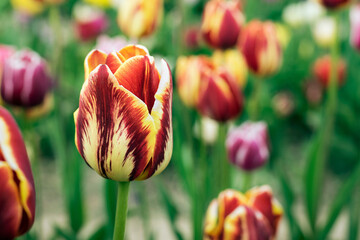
[204,186,283,239]
[316,0,350,10]
[226,121,269,171]
[74,45,173,182]
[74,4,109,42]
[175,55,207,107]
[0,106,36,239]
[313,55,346,88]
[350,4,360,51]
[312,17,336,48]
[238,20,282,77]
[212,49,248,88]
[84,0,112,8]
[201,0,244,49]
[117,0,163,39]
[197,62,243,122]
[1,50,53,108]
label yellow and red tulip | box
[238,20,282,77]
[201,0,244,49]
[74,45,173,182]
[0,106,36,239]
[313,55,346,88]
[212,49,248,88]
[117,0,163,39]
[315,0,351,10]
[204,186,283,240]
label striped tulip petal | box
[0,106,35,239]
[75,45,173,182]
[246,185,283,236]
[223,206,272,240]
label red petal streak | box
[75,65,155,181]
[114,56,160,112]
[0,163,22,239]
[0,106,35,236]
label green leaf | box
[318,162,360,240]
[348,188,360,240]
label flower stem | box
[113,182,130,240]
[242,172,252,192]
[248,76,262,121]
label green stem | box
[113,182,130,240]
[242,172,252,192]
[248,76,262,121]
[218,123,229,191]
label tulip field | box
[1,0,360,239]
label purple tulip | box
[350,4,360,51]
[226,121,269,171]
[1,50,53,108]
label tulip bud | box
[316,0,350,10]
[1,50,53,108]
[201,0,244,49]
[197,64,244,122]
[212,49,248,88]
[350,4,360,51]
[74,4,108,42]
[74,45,173,181]
[117,0,163,39]
[0,106,36,239]
[312,17,336,48]
[313,55,346,88]
[175,56,206,107]
[204,186,283,239]
[226,121,269,171]
[238,20,282,77]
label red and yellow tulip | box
[201,0,244,49]
[313,55,346,88]
[0,106,36,239]
[238,20,282,77]
[204,186,283,240]
[117,0,163,39]
[74,45,173,182]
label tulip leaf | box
[318,161,360,240]
[348,188,360,240]
[88,224,107,240]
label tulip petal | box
[223,206,272,240]
[0,106,35,236]
[114,55,160,112]
[84,49,107,80]
[0,162,22,239]
[75,64,157,181]
[117,45,149,62]
[246,185,283,235]
[105,52,123,74]
[137,59,173,180]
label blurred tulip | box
[74,45,173,181]
[0,106,36,239]
[11,0,45,16]
[350,4,360,51]
[95,35,130,54]
[176,55,207,107]
[1,50,53,108]
[204,186,282,239]
[282,1,324,28]
[117,0,163,39]
[312,17,336,48]
[74,4,108,42]
[313,55,346,88]
[238,20,282,77]
[316,0,350,10]
[201,0,244,49]
[84,0,113,8]
[197,62,243,122]
[226,121,269,171]
[304,79,323,105]
[212,49,248,88]
[194,117,219,144]
[272,91,295,117]
[183,25,201,49]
